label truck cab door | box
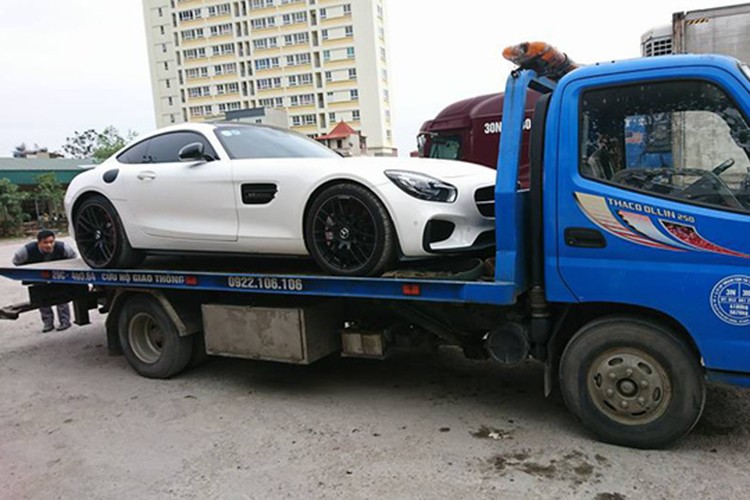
[554,67,750,375]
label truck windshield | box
[429,135,461,160]
[214,125,340,159]
[580,79,750,213]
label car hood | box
[231,156,496,182]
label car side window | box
[580,80,750,213]
[117,139,150,164]
[144,132,218,164]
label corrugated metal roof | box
[0,158,95,171]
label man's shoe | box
[56,323,71,332]
[42,325,54,333]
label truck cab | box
[497,53,750,447]
[417,92,538,187]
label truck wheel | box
[118,295,194,379]
[74,194,143,269]
[305,183,396,277]
[559,316,705,449]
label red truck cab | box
[417,92,539,188]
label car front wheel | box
[305,183,396,277]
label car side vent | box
[474,186,495,218]
[241,183,278,205]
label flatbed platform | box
[0,257,516,306]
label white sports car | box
[64,123,496,276]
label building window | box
[274,97,284,107]
[209,23,233,37]
[380,47,386,61]
[214,63,236,75]
[350,89,358,101]
[352,110,360,121]
[251,16,276,29]
[257,77,282,90]
[255,57,280,70]
[282,11,307,25]
[283,32,309,46]
[292,116,302,126]
[178,9,202,22]
[303,114,317,125]
[321,29,328,41]
[207,3,231,17]
[212,43,235,56]
[183,47,206,59]
[329,112,336,122]
[348,68,357,80]
[254,37,278,50]
[319,8,327,19]
[158,7,163,16]
[324,71,332,82]
[345,26,353,37]
[347,47,355,59]
[323,50,330,62]
[190,105,213,117]
[344,4,352,15]
[250,0,275,8]
[218,102,242,112]
[186,67,209,79]
[181,28,204,40]
[383,89,389,101]
[286,53,311,66]
[188,86,211,98]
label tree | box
[93,126,138,163]
[34,173,65,224]
[0,179,29,237]
[62,129,98,159]
[62,126,137,162]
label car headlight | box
[385,170,457,203]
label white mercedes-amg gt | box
[64,123,497,276]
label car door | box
[555,67,750,374]
[119,131,238,244]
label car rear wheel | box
[305,183,396,277]
[74,195,143,269]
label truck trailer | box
[4,49,750,449]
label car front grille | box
[474,186,495,218]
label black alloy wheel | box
[305,183,396,276]
[74,195,143,269]
[75,200,118,268]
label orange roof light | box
[502,41,579,80]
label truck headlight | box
[385,170,457,203]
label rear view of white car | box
[64,123,496,276]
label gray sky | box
[0,0,738,158]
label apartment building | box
[143,0,395,156]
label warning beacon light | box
[502,41,579,80]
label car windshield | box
[214,125,339,159]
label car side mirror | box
[179,142,206,161]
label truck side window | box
[580,80,750,213]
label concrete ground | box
[1,238,749,499]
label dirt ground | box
[1,238,750,499]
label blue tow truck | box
[3,52,750,449]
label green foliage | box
[63,126,138,162]
[0,179,29,237]
[35,173,65,223]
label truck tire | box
[559,316,705,449]
[117,295,194,379]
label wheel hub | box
[339,227,351,240]
[588,348,672,425]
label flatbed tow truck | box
[4,45,750,449]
